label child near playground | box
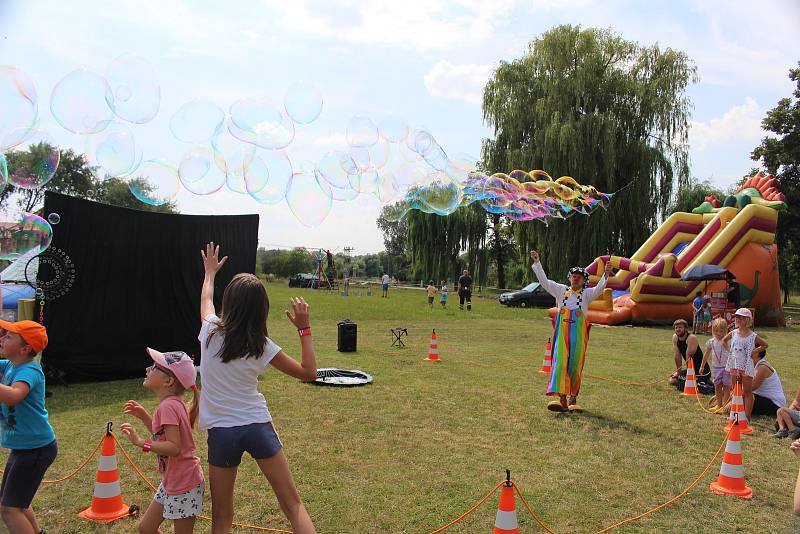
[120,350,204,534]
[426,281,437,308]
[199,242,317,534]
[440,279,448,308]
[700,317,732,413]
[530,250,612,412]
[0,320,56,534]
[692,291,705,334]
[776,387,800,439]
[723,308,768,420]
[381,272,390,298]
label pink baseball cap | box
[733,308,752,319]
[146,348,197,390]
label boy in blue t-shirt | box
[0,320,56,534]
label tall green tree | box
[482,25,697,277]
[751,63,800,302]
[667,178,726,215]
[2,144,177,214]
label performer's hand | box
[604,261,613,277]
[530,250,540,263]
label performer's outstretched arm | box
[529,250,567,299]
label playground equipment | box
[550,173,787,326]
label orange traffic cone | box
[494,475,519,534]
[425,329,440,361]
[680,358,698,396]
[724,381,753,435]
[79,425,133,523]
[538,338,552,374]
[709,419,753,498]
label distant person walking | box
[458,270,473,311]
[381,272,390,298]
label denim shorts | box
[207,422,282,468]
[1,439,58,508]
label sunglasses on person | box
[147,363,176,378]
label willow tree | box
[482,25,697,277]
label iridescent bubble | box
[284,82,323,124]
[375,171,405,205]
[178,146,225,195]
[50,68,114,134]
[0,211,53,260]
[211,124,256,194]
[104,53,160,124]
[419,173,462,215]
[445,153,479,184]
[246,149,293,204]
[229,98,295,149]
[84,121,141,177]
[378,115,409,142]
[170,100,225,144]
[0,154,7,185]
[128,159,180,206]
[314,151,360,201]
[348,169,379,194]
[47,212,60,225]
[3,129,60,189]
[285,172,333,227]
[0,66,38,151]
[346,116,378,147]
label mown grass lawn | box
[6,283,800,533]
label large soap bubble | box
[378,115,409,143]
[0,66,38,151]
[170,100,225,144]
[2,129,60,189]
[178,146,225,195]
[211,124,256,194]
[104,53,160,124]
[284,82,322,124]
[84,121,141,177]
[0,211,53,260]
[50,68,114,134]
[246,149,293,204]
[229,98,295,150]
[346,116,378,147]
[285,171,332,227]
[128,159,180,206]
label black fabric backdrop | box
[39,192,258,382]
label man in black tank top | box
[669,319,711,388]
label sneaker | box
[789,427,800,440]
[774,428,789,438]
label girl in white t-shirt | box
[199,242,317,534]
[723,308,768,420]
[700,318,732,413]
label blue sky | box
[1,0,798,254]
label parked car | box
[498,282,555,308]
[288,273,320,288]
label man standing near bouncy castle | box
[530,250,612,412]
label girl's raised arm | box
[200,242,228,320]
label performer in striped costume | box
[530,250,612,412]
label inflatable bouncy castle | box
[549,173,787,326]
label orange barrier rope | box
[692,387,722,415]
[513,483,558,534]
[428,480,505,534]
[113,434,293,533]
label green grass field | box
[5,283,800,533]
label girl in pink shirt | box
[121,349,204,534]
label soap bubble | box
[285,172,332,227]
[348,169,379,194]
[284,82,323,124]
[178,147,225,195]
[128,159,180,206]
[170,100,225,144]
[378,115,409,142]
[346,116,378,147]
[314,151,360,201]
[47,213,61,225]
[229,98,295,150]
[50,68,114,134]
[0,66,38,151]
[104,53,160,124]
[211,124,256,194]
[84,121,142,177]
[419,175,462,215]
[2,129,60,189]
[246,149,293,204]
[0,211,53,260]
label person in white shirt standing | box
[381,272,390,298]
[530,250,612,413]
[199,242,317,534]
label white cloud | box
[689,97,764,152]
[424,61,495,104]
[274,0,517,50]
[530,0,595,10]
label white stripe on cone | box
[720,463,745,479]
[98,456,118,471]
[725,440,742,455]
[93,481,122,499]
[495,509,518,530]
